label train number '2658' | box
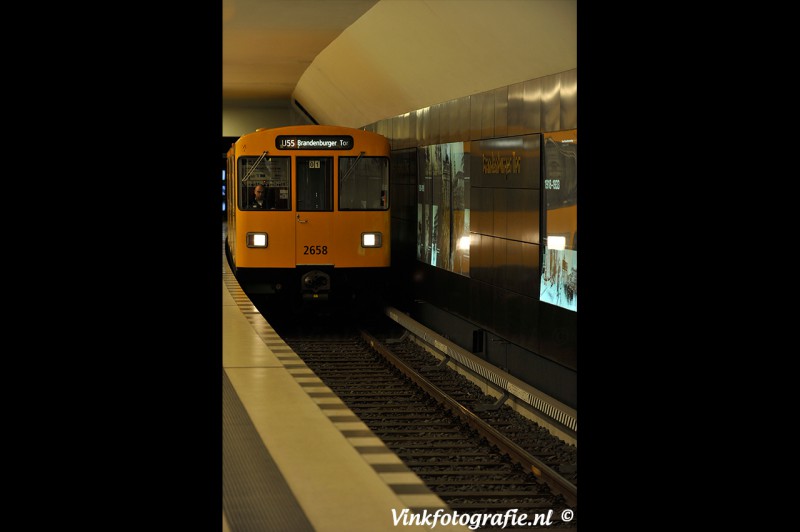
[303,245,328,255]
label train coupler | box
[300,270,331,301]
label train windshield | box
[338,156,389,210]
[238,155,291,210]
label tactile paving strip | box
[222,372,315,532]
[222,247,449,513]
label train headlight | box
[361,232,382,248]
[246,232,269,248]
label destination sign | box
[276,135,354,150]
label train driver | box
[250,185,268,209]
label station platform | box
[222,234,466,531]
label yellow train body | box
[225,125,391,301]
[230,210,390,269]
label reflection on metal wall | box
[364,69,576,145]
[366,69,577,373]
[471,134,541,300]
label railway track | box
[277,317,578,530]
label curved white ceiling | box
[223,0,576,128]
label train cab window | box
[237,155,291,210]
[339,156,389,210]
[296,157,332,211]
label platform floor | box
[222,236,465,531]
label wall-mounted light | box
[547,235,565,250]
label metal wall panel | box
[393,185,415,224]
[414,265,434,303]
[410,299,481,360]
[470,233,492,284]
[456,96,470,142]
[377,119,391,141]
[489,288,513,362]
[445,268,470,312]
[538,304,577,371]
[470,186,492,235]
[523,78,543,134]
[507,188,538,243]
[416,108,427,146]
[493,188,508,239]
[481,90,495,140]
[468,232,485,282]
[520,241,539,298]
[560,69,577,130]
[429,103,441,146]
[469,279,494,338]
[520,133,541,188]
[472,135,534,189]
[390,148,416,185]
[507,337,579,407]
[493,86,508,138]
[502,289,525,346]
[388,147,418,310]
[469,92,483,141]
[490,235,505,287]
[429,267,450,306]
[390,115,403,149]
[470,149,487,188]
[505,239,523,294]
[443,102,452,145]
[502,240,537,298]
[441,98,454,143]
[524,189,540,244]
[483,234,497,286]
[514,296,539,353]
[507,81,525,137]
[541,74,561,133]
[391,217,415,252]
[408,111,418,148]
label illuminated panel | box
[275,135,354,150]
[361,232,382,248]
[539,129,577,312]
[246,232,268,248]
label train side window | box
[339,156,389,210]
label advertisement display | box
[539,129,577,312]
[417,143,470,274]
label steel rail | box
[360,329,577,508]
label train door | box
[295,156,334,265]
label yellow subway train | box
[225,124,391,307]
